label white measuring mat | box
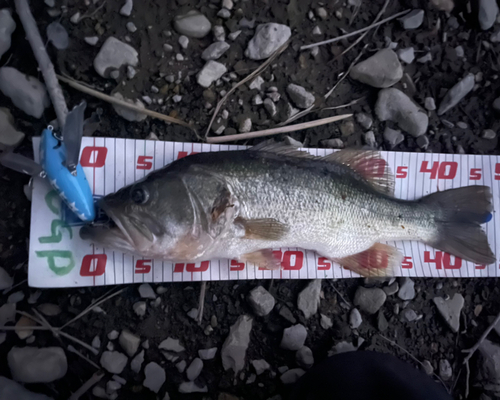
[28,137,500,288]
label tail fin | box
[421,185,496,265]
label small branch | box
[300,9,411,50]
[2,278,27,295]
[69,371,105,400]
[206,114,353,144]
[465,360,470,398]
[15,0,68,127]
[328,281,351,307]
[78,1,106,22]
[197,282,207,325]
[462,309,500,364]
[57,75,195,132]
[321,96,366,111]
[204,39,291,139]
[59,331,99,355]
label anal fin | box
[241,249,282,270]
[334,243,402,277]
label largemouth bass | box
[80,143,495,276]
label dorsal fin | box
[249,140,316,159]
[324,149,395,196]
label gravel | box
[296,346,314,368]
[143,362,165,393]
[287,84,315,109]
[437,73,475,115]
[173,10,211,38]
[247,286,275,316]
[159,337,185,352]
[133,301,146,316]
[93,37,138,78]
[197,61,227,88]
[383,127,404,148]
[112,93,147,122]
[297,280,321,319]
[252,359,270,375]
[119,330,140,357]
[280,324,307,350]
[178,381,208,393]
[8,347,67,383]
[353,287,387,314]
[398,278,416,300]
[245,23,291,60]
[0,9,15,59]
[350,49,403,88]
[439,359,452,380]
[349,308,363,329]
[198,347,217,360]
[201,42,230,61]
[433,294,464,332]
[320,314,333,329]
[425,97,436,111]
[186,358,203,381]
[478,0,499,30]
[100,351,128,374]
[397,47,415,64]
[130,349,145,373]
[46,22,68,50]
[120,0,133,16]
[221,315,253,373]
[398,9,424,29]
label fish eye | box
[131,187,149,204]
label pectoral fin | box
[235,217,289,240]
[335,243,401,277]
[241,249,282,270]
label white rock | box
[84,36,99,46]
[178,35,189,49]
[351,49,403,88]
[439,359,452,380]
[433,293,464,333]
[70,12,80,24]
[93,37,138,78]
[280,324,307,351]
[186,358,203,381]
[287,84,315,109]
[100,351,128,374]
[112,93,147,122]
[119,330,140,357]
[138,283,156,299]
[126,22,137,33]
[253,94,263,105]
[297,280,321,319]
[355,112,373,130]
[349,308,363,329]
[0,376,53,400]
[120,0,133,16]
[245,23,291,60]
[383,127,404,148]
[397,47,415,64]
[176,53,184,61]
[239,117,252,133]
[425,97,436,111]
[144,362,165,393]
[479,0,499,30]
[0,9,15,59]
[375,88,428,137]
[218,9,231,19]
[221,315,253,373]
[296,346,314,368]
[46,21,68,50]
[172,95,182,103]
[197,61,227,88]
[178,381,208,393]
[131,349,145,373]
[0,67,49,118]
[133,301,146,316]
[201,42,230,61]
[316,7,327,19]
[280,368,305,384]
[159,337,185,352]
[251,359,270,375]
[8,347,67,383]
[399,9,424,29]
[0,266,14,290]
[0,303,16,325]
[198,347,217,360]
[398,278,415,300]
[437,73,475,115]
[247,286,275,316]
[320,314,333,329]
[174,10,211,38]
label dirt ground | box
[1,0,500,399]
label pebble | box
[329,341,358,356]
[178,381,208,393]
[93,37,138,78]
[133,301,146,316]
[322,138,344,149]
[213,25,225,42]
[249,76,264,90]
[455,45,464,58]
[187,308,198,320]
[456,121,468,129]
[285,83,316,109]
[0,9,15,59]
[126,66,136,79]
[178,35,189,49]
[84,36,99,46]
[401,308,418,322]
[144,362,165,393]
[363,131,377,147]
[296,346,314,369]
[37,303,61,316]
[350,49,403,88]
[0,376,53,400]
[397,47,415,64]
[479,0,498,30]
[112,93,147,122]
[437,73,475,115]
[297,280,321,319]
[439,359,452,380]
[431,0,454,11]
[433,293,464,333]
[130,349,144,373]
[377,310,389,331]
[228,30,241,41]
[223,0,233,9]
[252,359,270,375]
[281,369,306,384]
[316,7,328,19]
[126,22,137,33]
[218,8,231,19]
[383,282,399,296]
[120,0,133,16]
[399,9,424,29]
[176,360,187,373]
[422,360,434,375]
[417,53,432,63]
[46,22,68,50]
[70,12,80,24]
[173,10,211,38]
[8,347,67,383]
[284,136,303,147]
[221,315,253,373]
[279,305,296,323]
[198,347,217,360]
[340,120,355,136]
[264,98,277,117]
[398,278,415,300]
[354,287,387,315]
[197,61,227,88]
[355,113,373,130]
[375,88,428,137]
[424,97,436,111]
[159,337,185,352]
[247,286,275,316]
[100,351,128,374]
[253,94,263,105]
[320,314,333,329]
[245,23,291,60]
[202,42,230,61]
[383,127,404,148]
[186,358,203,381]
[163,44,173,52]
[0,67,49,118]
[15,316,33,339]
[312,26,322,35]
[483,129,496,139]
[280,324,307,351]
[239,117,252,133]
[349,308,363,329]
[119,330,140,357]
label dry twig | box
[328,280,351,307]
[69,371,105,400]
[197,282,207,325]
[321,96,366,111]
[462,310,500,364]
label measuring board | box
[28,137,500,288]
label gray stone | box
[198,347,217,360]
[264,98,277,117]
[296,346,314,368]
[213,25,225,42]
[8,347,67,383]
[108,330,119,340]
[455,45,464,58]
[456,121,468,129]
[178,35,189,49]
[321,138,344,149]
[239,117,252,133]
[173,10,211,38]
[297,280,321,319]
[399,9,424,29]
[201,42,230,61]
[144,362,165,393]
[354,287,387,315]
[133,301,146,316]
[363,131,376,147]
[37,304,61,317]
[279,305,296,323]
[130,349,144,373]
[483,129,496,139]
[280,369,305,384]
[417,53,432,63]
[248,286,275,316]
[221,315,253,373]
[249,76,264,90]
[494,97,500,111]
[416,135,429,149]
[245,23,291,60]
[84,36,99,46]
[0,266,14,290]
[438,73,475,115]
[422,360,434,375]
[126,22,137,33]
[0,67,49,118]
[112,93,147,122]
[218,8,231,19]
[119,330,140,357]
[120,0,133,16]
[252,359,270,375]
[351,49,403,88]
[383,282,399,296]
[176,360,186,373]
[320,314,333,329]
[375,88,428,137]
[287,84,315,109]
[425,97,436,111]
[228,30,241,41]
[491,30,500,42]
[377,310,389,331]
[398,278,415,300]
[316,7,328,19]
[355,112,373,130]
[93,37,138,78]
[0,10,16,59]
[329,341,357,356]
[100,351,127,374]
[349,308,363,329]
[197,61,227,88]
[397,47,415,64]
[479,0,499,30]
[253,94,263,105]
[178,381,208,393]
[439,359,452,380]
[280,324,307,351]
[433,293,464,333]
[401,308,418,322]
[186,358,203,381]
[383,127,404,148]
[159,337,185,352]
[46,22,68,50]
[0,376,53,400]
